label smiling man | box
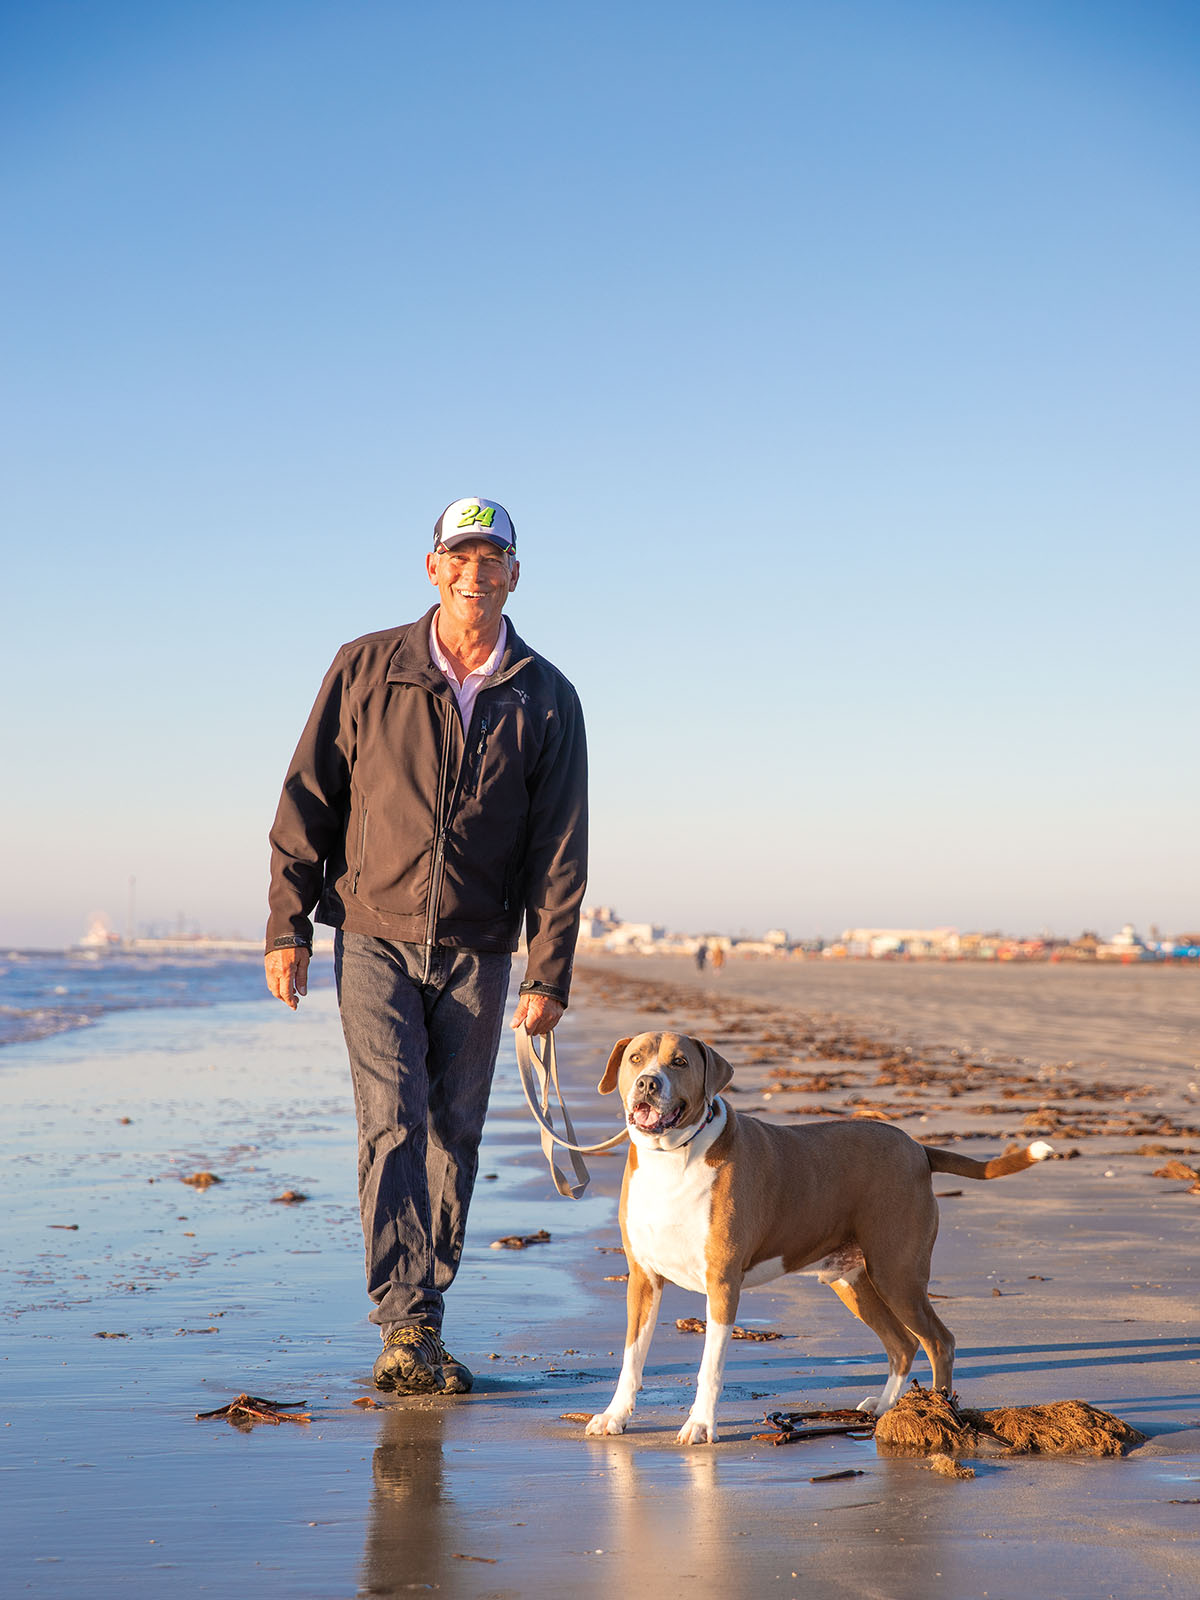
[264,498,587,1393]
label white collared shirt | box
[429,613,508,734]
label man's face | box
[426,537,519,631]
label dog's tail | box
[925,1140,1054,1180]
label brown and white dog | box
[586,1031,1053,1445]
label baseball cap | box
[433,498,517,555]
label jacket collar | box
[385,605,534,692]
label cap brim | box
[436,529,516,554]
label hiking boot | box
[373,1325,474,1394]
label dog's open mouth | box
[629,1100,682,1134]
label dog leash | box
[513,1025,628,1199]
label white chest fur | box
[624,1147,717,1295]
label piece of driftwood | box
[490,1229,552,1249]
[675,1317,783,1341]
[195,1393,310,1427]
[753,1408,877,1446]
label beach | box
[3,954,1200,1598]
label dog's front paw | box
[586,1411,628,1437]
[856,1396,882,1415]
[677,1416,717,1445]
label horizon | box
[18,906,1196,956]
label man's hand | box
[265,947,309,1011]
[512,991,564,1035]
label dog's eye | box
[629,1054,640,1065]
[673,1057,687,1067]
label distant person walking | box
[695,941,708,972]
[711,944,725,973]
[264,499,587,1394]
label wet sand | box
[2,958,1199,1597]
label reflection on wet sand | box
[361,1406,451,1596]
[597,1445,734,1595]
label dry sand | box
[2,956,1199,1598]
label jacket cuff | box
[519,979,568,1006]
[267,935,312,954]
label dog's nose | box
[634,1073,659,1098]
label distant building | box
[726,939,783,957]
[582,905,619,928]
[1051,932,1100,961]
[77,915,120,949]
[1096,924,1152,962]
[605,922,665,948]
[579,905,622,940]
[839,927,959,959]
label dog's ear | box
[698,1040,735,1101]
[599,1037,633,1095]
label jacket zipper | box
[423,706,455,947]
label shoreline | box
[3,962,1200,1596]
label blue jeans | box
[334,931,511,1333]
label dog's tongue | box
[631,1102,662,1131]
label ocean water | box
[0,948,334,1049]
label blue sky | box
[3,0,1197,947]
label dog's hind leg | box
[862,1263,956,1396]
[587,1260,663,1437]
[856,1191,956,1396]
[827,1272,919,1415]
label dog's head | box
[598,1031,734,1145]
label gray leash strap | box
[513,1025,628,1199]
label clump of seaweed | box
[874,1384,1145,1458]
[963,1399,1146,1456]
[1152,1159,1200,1192]
[874,1385,979,1455]
[929,1452,975,1478]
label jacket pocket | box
[463,711,491,799]
[352,804,368,894]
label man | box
[264,498,587,1394]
